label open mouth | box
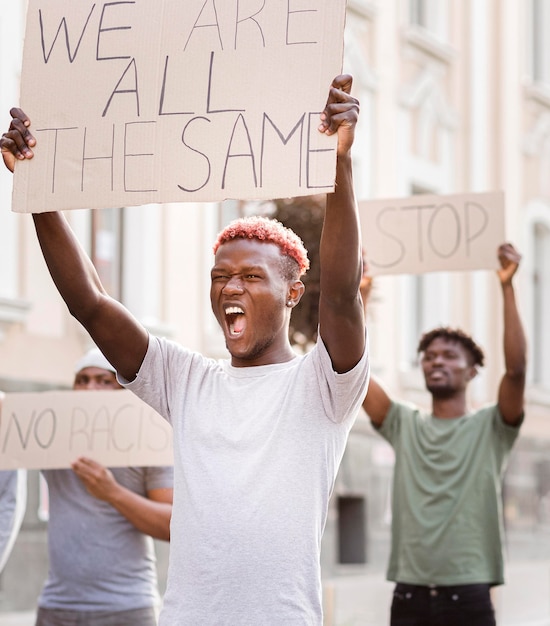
[225,306,246,337]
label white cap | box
[74,347,116,374]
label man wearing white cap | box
[34,348,174,626]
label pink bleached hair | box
[213,216,310,277]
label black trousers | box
[390,582,496,626]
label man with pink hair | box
[1,75,369,625]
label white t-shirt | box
[124,333,369,626]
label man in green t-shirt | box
[362,243,526,626]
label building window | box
[412,275,426,358]
[91,208,123,300]
[410,0,428,28]
[533,222,550,387]
[337,496,367,564]
[217,200,246,231]
[403,272,451,367]
[532,0,550,84]
[409,0,448,41]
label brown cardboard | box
[360,191,506,275]
[13,0,348,213]
[0,390,173,469]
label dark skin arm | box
[1,110,148,382]
[496,242,526,426]
[362,375,392,428]
[317,75,366,373]
[71,457,172,541]
[31,212,149,381]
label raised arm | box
[32,212,148,380]
[317,75,365,373]
[1,109,148,381]
[496,242,527,426]
[71,458,172,541]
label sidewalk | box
[1,611,35,626]
[495,560,550,626]
[323,560,550,626]
[1,561,549,626]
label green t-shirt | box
[377,402,521,586]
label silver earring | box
[287,300,292,307]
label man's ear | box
[286,280,305,308]
[467,365,478,381]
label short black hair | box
[417,327,485,367]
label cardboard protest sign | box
[359,191,506,275]
[0,390,173,470]
[13,0,348,213]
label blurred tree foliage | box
[272,194,325,351]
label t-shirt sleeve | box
[121,335,192,424]
[377,400,412,446]
[144,465,174,491]
[312,328,370,424]
[492,405,523,451]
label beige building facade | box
[1,1,550,623]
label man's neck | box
[431,394,468,419]
[230,344,297,368]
